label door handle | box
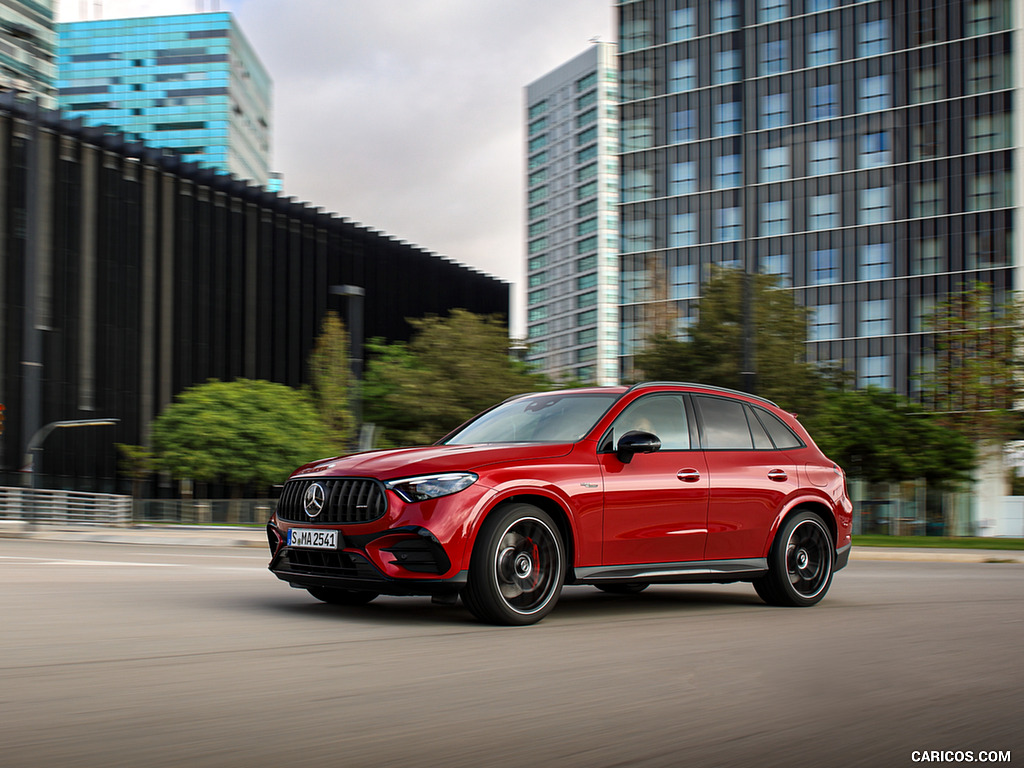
[676,469,701,483]
[767,469,788,482]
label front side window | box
[606,394,691,450]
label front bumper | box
[267,521,469,597]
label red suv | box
[267,382,852,625]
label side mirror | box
[616,430,661,464]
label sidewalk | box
[0,520,1021,562]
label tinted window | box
[754,407,804,449]
[607,394,690,450]
[696,396,753,449]
[745,406,773,449]
[444,393,618,444]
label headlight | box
[384,472,478,503]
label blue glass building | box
[57,12,271,185]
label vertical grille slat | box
[275,478,388,524]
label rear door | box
[692,395,800,561]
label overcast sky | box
[57,0,614,331]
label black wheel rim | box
[785,519,832,599]
[493,516,561,615]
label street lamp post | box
[21,418,120,489]
[329,284,365,446]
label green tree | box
[308,311,355,453]
[920,281,1024,443]
[633,267,828,412]
[806,387,975,488]
[150,378,330,489]
[363,310,552,446]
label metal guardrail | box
[133,499,274,526]
[0,486,132,526]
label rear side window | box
[753,407,804,449]
[695,396,753,449]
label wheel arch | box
[469,493,576,575]
[766,498,838,557]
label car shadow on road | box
[251,583,768,628]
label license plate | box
[287,528,338,550]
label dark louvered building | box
[0,97,509,490]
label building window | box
[620,17,652,52]
[670,161,698,195]
[577,273,598,291]
[911,67,943,103]
[912,123,944,159]
[528,271,547,288]
[967,172,1012,211]
[528,220,548,238]
[859,187,890,224]
[760,40,788,76]
[859,300,892,337]
[760,146,789,182]
[577,218,598,237]
[967,231,1009,268]
[575,144,598,165]
[809,194,839,230]
[760,92,789,129]
[913,238,944,274]
[808,0,836,10]
[967,55,1011,94]
[623,117,654,151]
[858,75,889,112]
[859,356,892,389]
[669,213,698,247]
[528,135,547,153]
[577,181,598,200]
[670,110,696,143]
[966,0,1010,36]
[807,30,838,67]
[528,288,548,305]
[669,7,696,41]
[528,306,548,322]
[911,296,937,333]
[809,304,840,341]
[623,219,653,253]
[809,84,838,120]
[714,101,741,136]
[809,139,839,175]
[622,66,654,100]
[528,322,548,339]
[967,113,1011,152]
[528,186,548,204]
[714,154,741,189]
[670,264,699,300]
[858,243,892,280]
[714,50,741,85]
[670,58,697,92]
[858,19,889,57]
[759,0,787,22]
[623,168,654,202]
[810,248,839,284]
[577,292,598,309]
[760,200,789,236]
[858,131,890,168]
[760,253,790,285]
[912,180,944,217]
[713,0,740,32]
[715,207,742,241]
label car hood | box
[290,442,576,481]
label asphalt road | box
[0,539,1019,768]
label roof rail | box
[625,381,779,408]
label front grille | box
[276,478,388,524]
[278,548,382,580]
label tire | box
[462,503,565,626]
[754,510,834,607]
[595,582,649,595]
[307,587,379,606]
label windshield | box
[442,393,620,445]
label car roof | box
[504,382,780,409]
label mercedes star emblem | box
[303,482,326,518]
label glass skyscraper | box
[57,12,271,185]
[525,43,620,386]
[0,0,56,108]
[616,0,1018,396]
